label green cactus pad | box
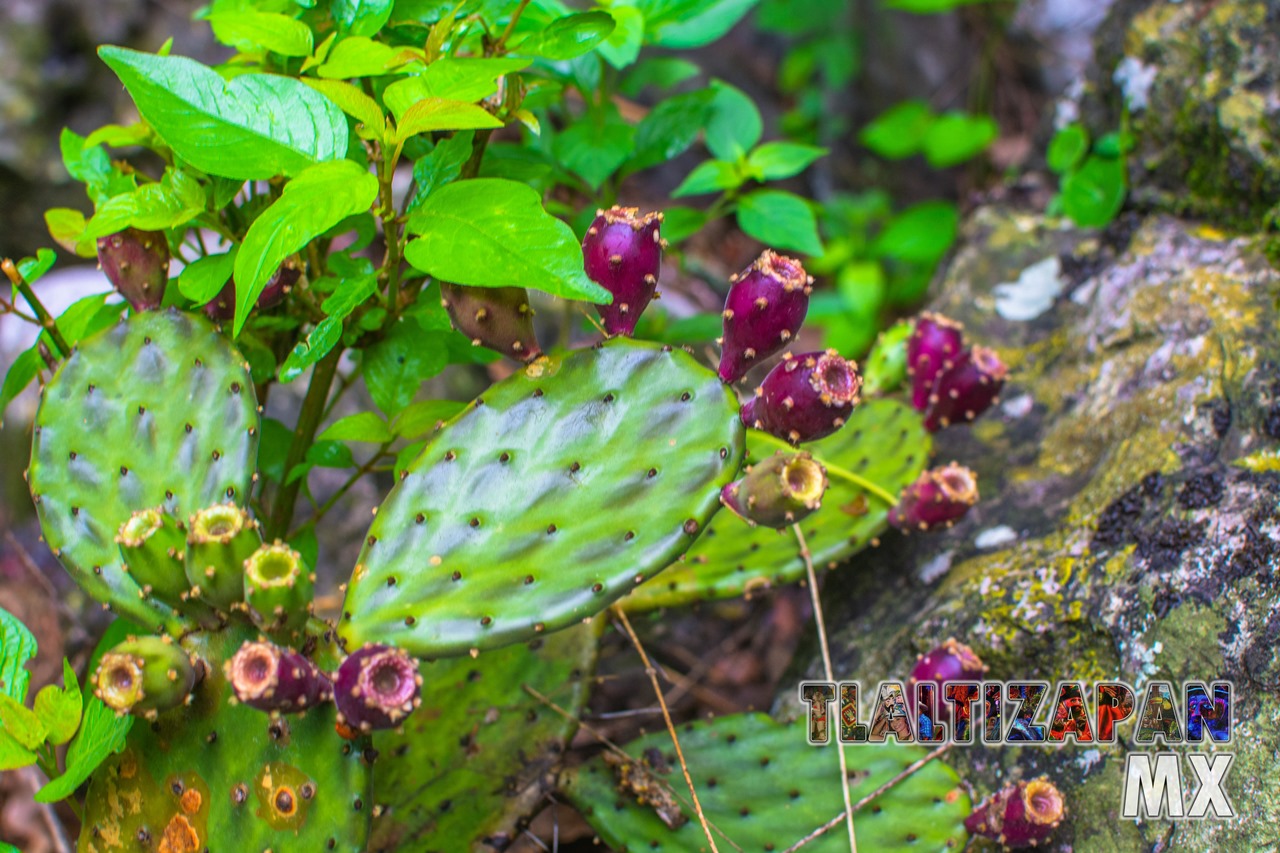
[78,625,371,853]
[370,623,599,851]
[29,310,259,631]
[566,713,969,852]
[340,339,744,657]
[624,399,930,610]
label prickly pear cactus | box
[370,623,599,851]
[624,399,929,610]
[78,624,371,853]
[27,310,258,631]
[566,713,969,851]
[340,338,744,657]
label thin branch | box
[290,444,391,539]
[266,346,343,539]
[755,431,898,506]
[2,259,70,357]
[794,524,857,853]
[494,0,532,53]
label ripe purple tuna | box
[888,463,979,532]
[720,450,828,529]
[440,283,542,362]
[204,259,302,322]
[908,638,987,691]
[740,349,861,444]
[965,777,1065,848]
[97,228,169,311]
[227,640,332,714]
[582,206,664,336]
[923,345,1007,431]
[334,644,422,733]
[718,251,813,383]
[907,312,965,410]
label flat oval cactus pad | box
[340,339,744,657]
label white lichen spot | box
[975,525,1019,550]
[1075,748,1103,776]
[994,256,1064,321]
[918,550,955,584]
[1001,394,1034,419]
[1114,56,1158,112]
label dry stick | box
[611,606,721,853]
[780,743,954,853]
[794,524,857,853]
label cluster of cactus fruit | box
[16,196,1028,851]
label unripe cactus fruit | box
[965,777,1065,848]
[888,462,979,531]
[907,312,965,411]
[204,258,302,321]
[908,637,987,690]
[720,450,828,529]
[740,349,861,444]
[334,645,422,733]
[93,636,197,717]
[186,503,261,609]
[717,251,813,383]
[116,508,190,607]
[439,283,542,362]
[582,206,664,337]
[862,320,912,397]
[923,345,1007,431]
[243,541,314,636]
[96,228,169,311]
[226,640,332,713]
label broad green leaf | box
[33,661,82,746]
[60,128,137,203]
[882,0,995,11]
[746,141,826,180]
[1094,130,1135,158]
[1,347,43,421]
[408,131,474,212]
[650,0,760,48]
[45,208,94,257]
[860,99,934,159]
[391,399,466,439]
[658,205,708,242]
[363,318,448,416]
[1046,123,1088,174]
[620,57,700,96]
[332,0,394,37]
[921,111,997,168]
[404,178,610,301]
[316,36,414,78]
[303,78,386,137]
[83,122,153,150]
[1062,153,1126,228]
[178,249,237,305]
[737,189,823,255]
[0,732,37,771]
[553,106,635,189]
[318,412,393,443]
[208,11,314,57]
[873,200,959,263]
[234,159,379,335]
[598,6,645,68]
[278,270,377,382]
[394,98,502,143]
[34,695,132,803]
[99,46,348,180]
[17,249,57,286]
[48,294,120,349]
[0,694,45,750]
[631,89,716,170]
[706,81,761,161]
[84,168,206,238]
[672,159,741,196]
[383,58,529,118]
[513,11,616,60]
[0,606,36,701]
[304,440,355,471]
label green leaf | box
[651,0,760,48]
[363,318,448,415]
[303,78,386,138]
[705,81,761,161]
[0,731,37,772]
[408,131,474,212]
[620,57,700,96]
[34,696,132,803]
[553,106,635,189]
[404,178,609,302]
[1046,123,1088,174]
[316,35,413,78]
[391,399,466,439]
[1,347,43,421]
[178,248,237,305]
[394,98,502,144]
[746,141,826,180]
[598,6,645,69]
[17,249,57,286]
[305,440,356,470]
[234,159,379,335]
[0,606,36,702]
[873,200,959,263]
[882,0,995,10]
[332,0,394,37]
[1061,153,1126,228]
[672,159,741,197]
[319,412,392,443]
[921,111,997,167]
[383,59,528,117]
[1094,130,1135,158]
[0,694,45,750]
[513,11,616,60]
[658,206,708,242]
[45,208,95,258]
[860,99,934,160]
[737,189,823,255]
[60,128,137,203]
[631,89,716,170]
[84,168,206,238]
[33,661,82,746]
[83,122,153,150]
[208,11,314,57]
[98,46,348,180]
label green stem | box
[267,346,343,539]
[494,0,532,53]
[3,260,70,357]
[291,444,391,539]
[752,430,898,506]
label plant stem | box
[461,129,494,180]
[267,346,343,539]
[494,0,532,53]
[751,431,899,506]
[290,444,390,539]
[2,259,70,357]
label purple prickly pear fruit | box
[740,349,862,444]
[204,258,302,321]
[907,312,965,410]
[226,640,332,714]
[720,450,828,529]
[717,250,813,384]
[97,228,169,311]
[965,777,1065,848]
[204,279,236,321]
[888,463,979,532]
[907,638,987,691]
[440,283,542,363]
[93,635,197,718]
[923,345,1007,431]
[333,644,422,733]
[582,206,664,336]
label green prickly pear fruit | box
[226,640,333,713]
[243,541,314,636]
[96,228,170,311]
[186,503,261,610]
[115,508,189,607]
[720,450,827,529]
[439,283,542,362]
[863,320,912,397]
[93,635,198,717]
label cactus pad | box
[369,623,598,851]
[78,625,370,853]
[566,713,969,851]
[28,310,259,630]
[624,399,929,610]
[340,338,744,656]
